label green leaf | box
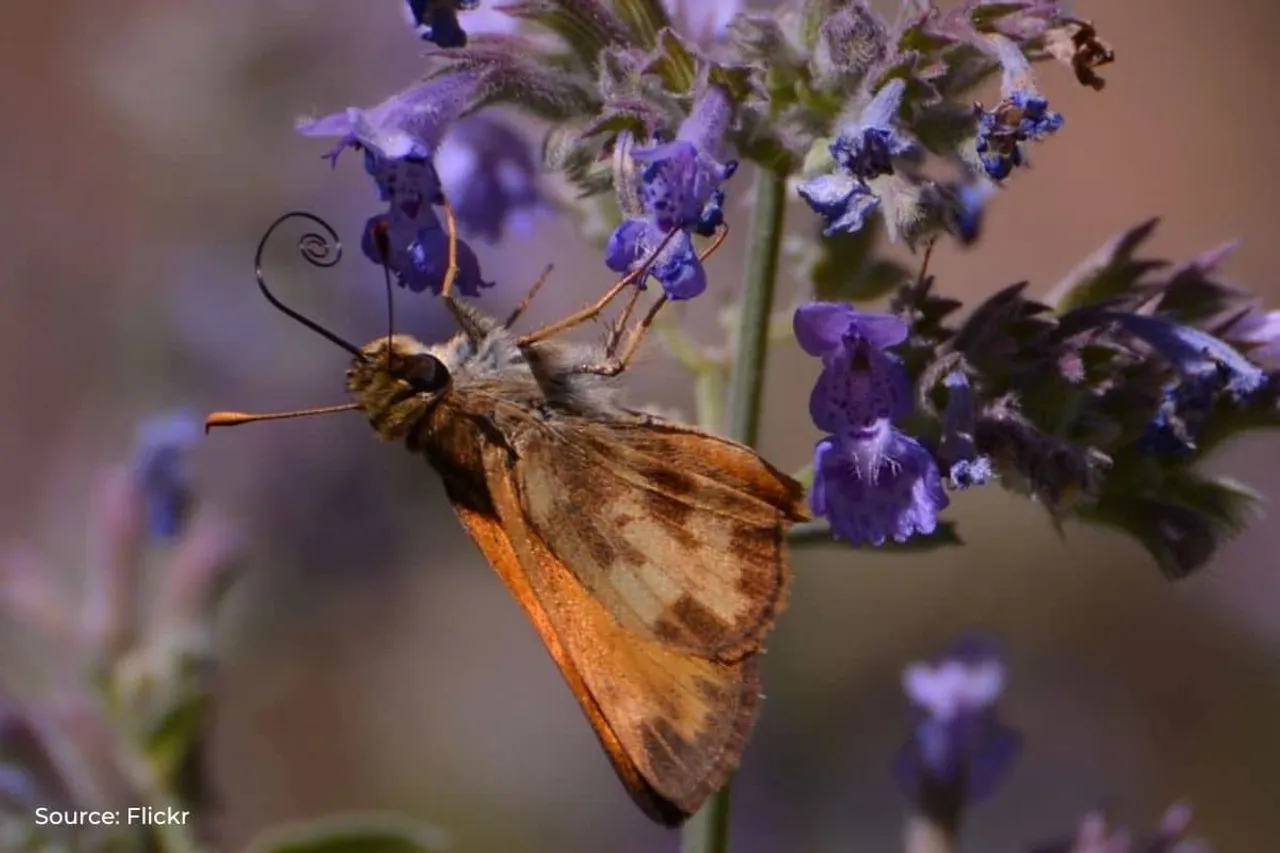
[241,813,448,853]
[1193,391,1280,458]
[612,0,671,48]
[498,0,630,70]
[1046,218,1166,313]
[644,27,697,94]
[789,520,962,551]
[1078,472,1263,579]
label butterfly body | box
[344,301,808,825]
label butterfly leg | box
[503,264,555,329]
[439,199,489,344]
[603,285,646,355]
[517,227,682,346]
[574,295,670,376]
[586,224,731,372]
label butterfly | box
[207,206,808,825]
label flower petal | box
[1111,312,1266,399]
[793,302,909,356]
[812,430,949,547]
[797,172,880,236]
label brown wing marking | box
[444,467,762,826]
[513,420,804,661]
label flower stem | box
[722,168,788,444]
[683,167,788,853]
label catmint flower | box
[402,0,479,48]
[894,636,1022,817]
[798,79,916,236]
[606,86,737,301]
[435,114,550,243]
[938,372,994,489]
[296,72,479,165]
[297,73,492,296]
[131,413,201,540]
[974,36,1064,181]
[1109,312,1266,401]
[796,303,949,546]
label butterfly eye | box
[402,353,450,393]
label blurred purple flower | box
[955,178,998,245]
[799,79,915,236]
[894,636,1022,819]
[1031,802,1212,853]
[975,36,1064,181]
[607,85,737,301]
[131,413,201,541]
[938,371,994,489]
[796,303,949,546]
[436,114,551,243]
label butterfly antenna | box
[204,403,360,433]
[254,211,367,361]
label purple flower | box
[799,79,915,236]
[297,74,493,297]
[630,85,737,233]
[295,72,480,165]
[362,212,491,296]
[974,36,1064,181]
[132,413,201,540]
[796,302,949,546]
[811,432,948,546]
[606,86,737,301]
[605,218,705,300]
[435,113,550,243]
[797,173,881,237]
[938,371,994,489]
[1109,312,1266,401]
[402,0,479,48]
[894,636,1022,817]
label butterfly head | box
[347,333,453,440]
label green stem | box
[722,169,788,445]
[682,167,788,853]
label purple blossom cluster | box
[274,0,1279,566]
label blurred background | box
[2,0,1278,851]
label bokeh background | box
[2,0,1278,851]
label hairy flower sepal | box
[796,303,949,547]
